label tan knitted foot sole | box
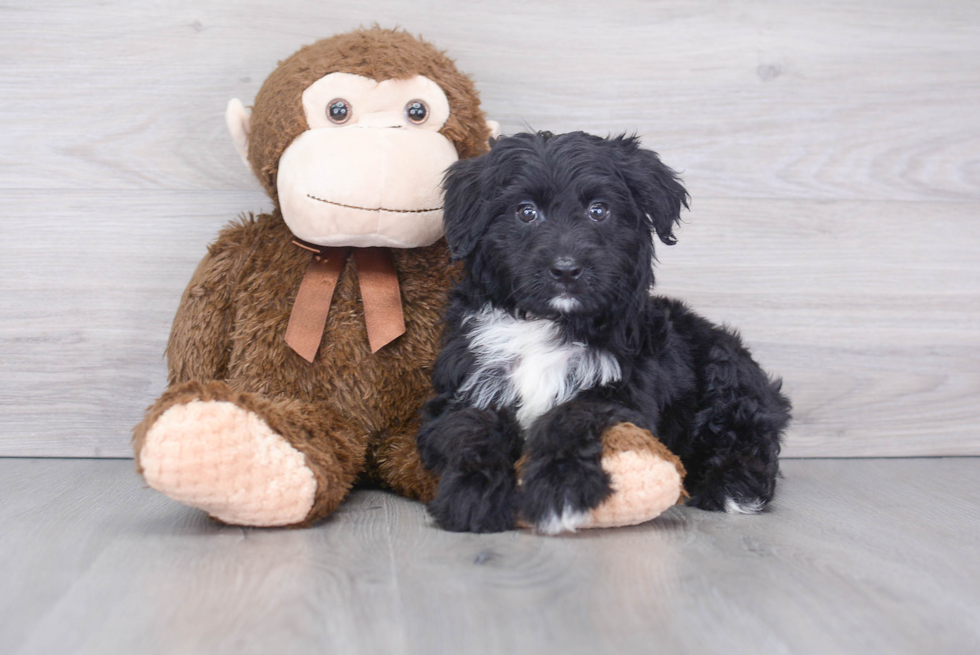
[140,400,317,527]
[584,448,684,529]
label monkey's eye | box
[516,203,539,223]
[405,100,429,124]
[327,99,351,124]
[588,202,609,222]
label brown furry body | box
[134,213,458,524]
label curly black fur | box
[417,131,791,533]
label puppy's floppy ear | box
[616,137,689,245]
[442,155,491,261]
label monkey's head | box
[226,28,499,248]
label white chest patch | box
[456,305,622,430]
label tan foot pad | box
[583,423,686,530]
[140,400,317,527]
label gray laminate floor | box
[2,458,978,655]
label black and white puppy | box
[417,131,791,533]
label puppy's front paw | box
[427,466,517,533]
[688,489,766,515]
[518,453,612,534]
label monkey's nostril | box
[550,258,583,282]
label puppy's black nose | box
[549,257,582,283]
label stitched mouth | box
[307,194,442,214]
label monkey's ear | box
[226,99,252,172]
[486,120,501,144]
[616,138,689,245]
[442,156,491,261]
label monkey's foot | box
[139,400,317,527]
[582,423,687,530]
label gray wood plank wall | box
[1,0,978,457]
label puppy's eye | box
[516,203,539,223]
[588,202,609,222]
[405,100,428,124]
[327,99,351,124]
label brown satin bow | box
[284,239,406,362]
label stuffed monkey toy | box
[133,27,686,530]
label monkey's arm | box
[165,233,245,385]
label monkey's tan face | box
[276,72,459,248]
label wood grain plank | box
[0,190,270,457]
[1,191,977,457]
[0,460,408,655]
[3,458,979,654]
[382,458,980,655]
[1,1,978,457]
[0,0,978,201]
[655,198,980,456]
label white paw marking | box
[724,496,764,515]
[536,503,590,535]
